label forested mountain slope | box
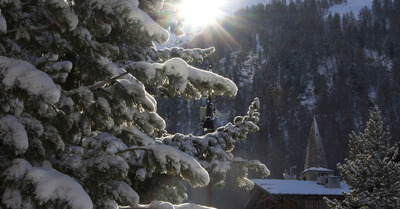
[158,1,400,207]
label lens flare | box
[177,0,225,28]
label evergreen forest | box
[158,0,400,208]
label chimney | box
[324,176,341,188]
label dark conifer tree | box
[325,106,400,209]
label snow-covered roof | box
[301,167,334,173]
[252,179,350,196]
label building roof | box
[301,167,334,173]
[252,179,350,196]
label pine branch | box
[115,146,150,155]
[6,22,69,34]
[89,72,129,90]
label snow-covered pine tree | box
[325,106,400,209]
[0,1,269,209]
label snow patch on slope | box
[364,49,393,71]
[220,34,263,88]
[318,57,337,92]
[368,87,377,104]
[298,80,317,111]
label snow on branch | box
[160,98,261,157]
[89,71,130,90]
[88,69,158,112]
[3,159,32,181]
[0,56,60,105]
[3,159,93,209]
[231,157,269,190]
[0,115,29,155]
[126,58,238,99]
[158,98,269,188]
[83,132,129,155]
[107,180,139,207]
[26,166,93,209]
[121,124,157,146]
[186,62,237,97]
[47,0,79,31]
[118,144,210,187]
[88,0,169,44]
[145,47,216,63]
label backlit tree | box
[0,1,269,208]
[325,106,400,209]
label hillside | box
[158,0,400,208]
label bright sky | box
[177,0,269,29]
[154,0,268,48]
[177,0,226,28]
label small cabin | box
[244,179,349,209]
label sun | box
[177,0,225,28]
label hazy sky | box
[328,0,373,16]
[221,0,269,13]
